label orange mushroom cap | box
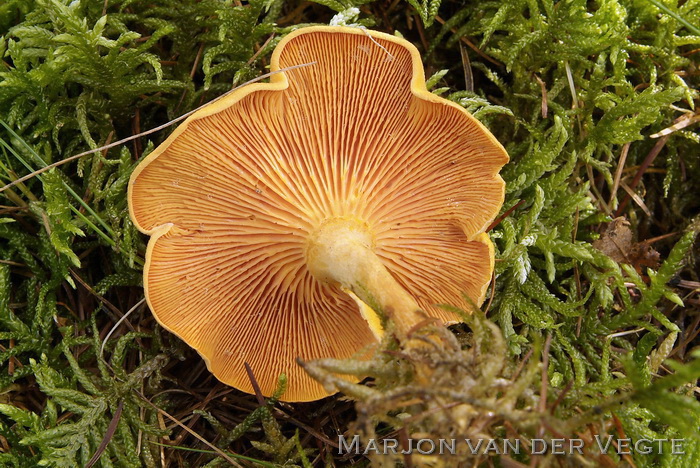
[128,26,509,402]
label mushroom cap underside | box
[128,26,509,402]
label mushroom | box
[128,26,508,402]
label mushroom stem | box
[307,218,428,337]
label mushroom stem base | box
[306,218,427,337]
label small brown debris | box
[593,217,660,271]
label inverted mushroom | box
[128,26,509,402]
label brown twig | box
[511,347,534,381]
[398,426,414,468]
[574,206,583,337]
[69,269,131,324]
[615,135,669,216]
[244,362,267,407]
[484,269,497,315]
[538,333,552,415]
[549,379,574,414]
[619,181,652,217]
[487,199,526,232]
[86,401,124,468]
[531,333,552,468]
[587,164,611,214]
[611,412,638,468]
[609,142,630,208]
[534,74,548,118]
[132,108,142,158]
[134,390,244,467]
[414,15,429,51]
[274,409,340,448]
[174,41,206,114]
[638,231,679,247]
[460,42,474,92]
[435,16,504,67]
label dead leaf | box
[593,217,660,271]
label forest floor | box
[0,1,699,467]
